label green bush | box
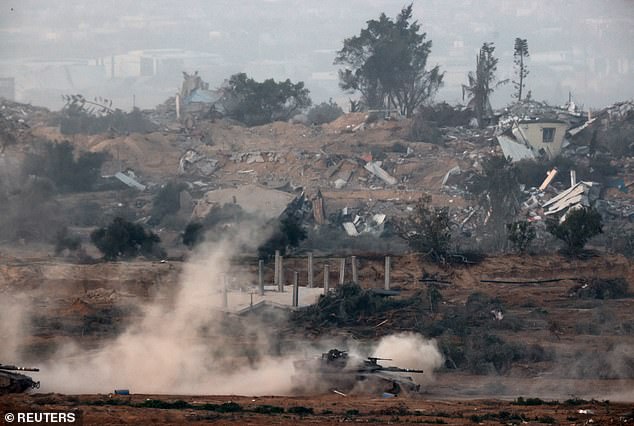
[90,217,165,260]
[507,220,536,253]
[572,278,629,299]
[257,215,307,259]
[149,181,187,225]
[222,73,311,126]
[182,222,204,249]
[60,94,157,135]
[252,405,284,414]
[22,140,107,193]
[547,207,603,254]
[403,194,451,262]
[307,99,343,125]
[287,406,314,416]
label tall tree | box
[512,38,529,101]
[334,4,443,117]
[462,42,507,129]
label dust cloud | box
[372,332,444,382]
[31,236,445,394]
[37,240,301,394]
[0,295,31,360]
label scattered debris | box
[364,161,398,186]
[542,181,601,218]
[179,150,219,176]
[114,171,146,191]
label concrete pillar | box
[307,252,314,288]
[570,169,577,187]
[279,255,284,292]
[258,259,264,296]
[222,274,228,308]
[339,258,345,285]
[292,271,299,307]
[323,264,329,294]
[274,250,280,288]
[384,256,391,290]
[351,256,358,284]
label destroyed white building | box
[497,118,569,161]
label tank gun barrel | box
[0,364,40,372]
[381,366,424,374]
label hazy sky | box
[1,0,633,110]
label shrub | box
[546,207,603,254]
[507,220,536,253]
[572,278,629,299]
[182,222,204,249]
[90,217,165,260]
[287,406,314,415]
[307,99,343,125]
[402,194,451,262]
[257,215,307,259]
[60,95,157,135]
[149,181,187,225]
[469,156,521,230]
[252,405,284,414]
[22,140,107,193]
[222,73,311,126]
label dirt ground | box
[2,392,633,425]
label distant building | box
[94,49,222,79]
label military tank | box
[292,349,424,395]
[0,364,40,394]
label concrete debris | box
[114,171,146,191]
[496,134,536,161]
[230,151,285,163]
[538,168,558,191]
[342,222,359,236]
[441,166,461,187]
[338,208,387,237]
[193,184,295,220]
[364,161,397,186]
[179,149,219,176]
[490,309,504,321]
[334,178,348,189]
[542,181,601,218]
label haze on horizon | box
[0,0,632,111]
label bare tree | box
[462,43,508,128]
[512,38,530,101]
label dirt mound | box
[322,112,367,133]
[87,132,182,178]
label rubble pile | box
[0,100,52,149]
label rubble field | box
[1,93,634,422]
